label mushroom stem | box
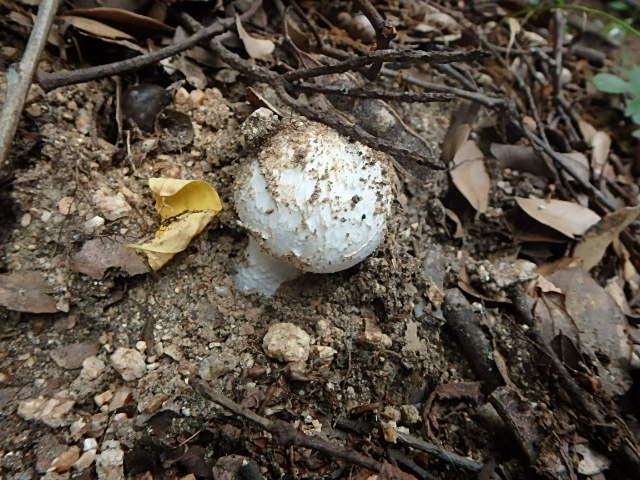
[234,237,302,296]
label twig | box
[288,0,323,50]
[380,68,507,109]
[35,0,263,92]
[388,449,437,480]
[396,431,484,472]
[433,64,477,92]
[191,378,385,473]
[180,16,445,173]
[282,49,487,82]
[442,289,503,392]
[0,0,61,183]
[521,126,619,211]
[292,82,453,103]
[354,0,396,79]
[274,82,442,174]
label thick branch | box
[192,378,383,472]
[35,0,263,92]
[354,0,396,79]
[0,0,61,183]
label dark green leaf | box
[593,73,631,93]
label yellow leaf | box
[149,178,221,219]
[128,178,222,270]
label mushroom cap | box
[234,118,392,274]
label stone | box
[73,449,96,472]
[263,323,311,363]
[310,345,337,367]
[198,350,238,380]
[18,397,75,427]
[50,446,80,473]
[357,317,392,348]
[96,444,124,480]
[400,404,421,425]
[108,386,132,411]
[93,189,131,221]
[80,356,106,380]
[110,347,146,381]
[50,341,100,370]
[35,435,66,473]
[94,390,113,407]
[83,438,98,451]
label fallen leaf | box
[60,15,135,40]
[72,236,150,279]
[491,143,551,177]
[573,206,640,270]
[590,130,611,180]
[0,271,58,313]
[236,14,274,59]
[515,197,600,239]
[547,267,632,395]
[444,208,464,238]
[450,140,490,212]
[578,119,597,144]
[504,17,521,55]
[441,102,478,163]
[557,151,590,185]
[129,178,222,270]
[65,7,174,37]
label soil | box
[0,2,639,480]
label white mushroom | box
[233,113,393,296]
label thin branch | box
[380,67,507,109]
[35,0,263,92]
[282,49,487,82]
[192,378,384,473]
[274,82,442,173]
[0,0,61,183]
[292,82,454,103]
[521,126,619,211]
[396,431,484,472]
[185,18,445,172]
[354,0,396,79]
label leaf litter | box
[2,0,640,478]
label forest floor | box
[1,1,639,479]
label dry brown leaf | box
[236,14,274,59]
[515,197,600,239]
[451,140,490,213]
[547,267,632,395]
[572,206,640,270]
[557,151,590,185]
[60,15,135,40]
[441,102,478,163]
[0,271,58,313]
[535,257,580,276]
[605,279,640,318]
[590,131,612,179]
[72,237,150,279]
[444,207,464,239]
[491,143,551,177]
[578,119,597,144]
[65,7,174,36]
